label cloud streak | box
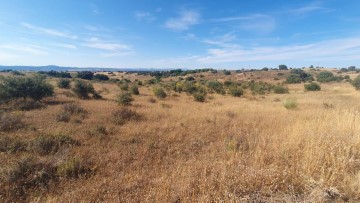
[213,14,275,33]
[0,44,48,55]
[21,22,77,39]
[165,10,201,31]
[195,37,360,64]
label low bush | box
[273,85,289,94]
[117,92,134,106]
[317,71,338,83]
[112,108,142,125]
[55,111,71,122]
[10,99,45,111]
[229,86,244,97]
[130,85,139,95]
[1,157,57,200]
[62,103,86,115]
[352,75,360,90]
[119,83,129,91]
[0,112,24,132]
[72,80,100,99]
[153,86,167,99]
[0,136,27,153]
[56,158,92,179]
[57,79,71,89]
[77,71,94,80]
[193,92,206,102]
[29,134,78,155]
[304,82,321,91]
[56,103,87,122]
[93,74,109,81]
[283,98,298,109]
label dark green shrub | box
[317,71,337,82]
[77,71,94,80]
[130,85,139,95]
[286,74,302,83]
[117,92,134,106]
[193,92,206,102]
[30,134,78,155]
[112,108,142,125]
[304,82,321,91]
[72,80,98,99]
[93,74,109,81]
[273,85,289,94]
[223,70,231,75]
[279,65,288,70]
[352,75,360,90]
[229,86,244,97]
[57,79,71,89]
[207,80,225,94]
[0,76,54,102]
[153,86,167,99]
[250,81,273,95]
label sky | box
[0,0,360,69]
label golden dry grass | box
[1,71,360,202]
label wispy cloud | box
[195,37,360,64]
[213,14,275,33]
[202,33,238,48]
[53,43,77,49]
[135,11,156,23]
[289,1,332,16]
[21,22,77,39]
[0,44,48,55]
[84,37,131,51]
[165,10,201,31]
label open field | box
[1,69,360,202]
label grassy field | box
[1,69,360,202]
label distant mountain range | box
[0,65,168,72]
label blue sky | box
[0,0,360,69]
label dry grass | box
[1,71,360,202]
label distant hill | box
[0,65,167,72]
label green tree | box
[0,76,53,102]
[279,65,288,70]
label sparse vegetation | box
[130,85,139,95]
[2,68,360,202]
[112,108,142,125]
[57,78,71,89]
[352,75,360,90]
[153,86,167,99]
[283,98,298,109]
[229,86,244,97]
[117,92,134,106]
[0,112,24,132]
[273,85,289,94]
[304,82,321,91]
[0,75,54,102]
[30,134,78,155]
[72,80,100,99]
